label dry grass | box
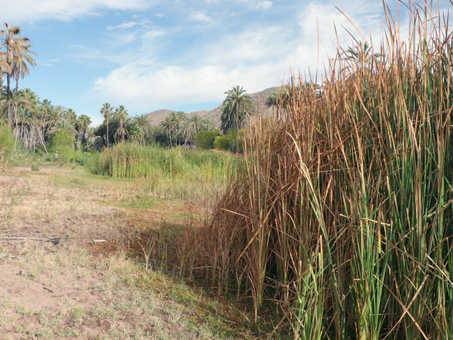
[0,165,253,339]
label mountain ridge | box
[144,86,280,126]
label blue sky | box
[0,0,439,126]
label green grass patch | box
[92,142,235,181]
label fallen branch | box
[67,217,82,226]
[0,237,60,245]
[43,286,54,293]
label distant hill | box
[144,86,281,127]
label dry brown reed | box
[180,2,453,339]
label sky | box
[0,0,447,126]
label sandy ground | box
[0,166,248,340]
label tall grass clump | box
[188,2,453,339]
[93,142,236,183]
[0,125,15,169]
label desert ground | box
[0,165,252,340]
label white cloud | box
[296,1,386,64]
[93,26,299,111]
[1,0,152,22]
[37,59,61,67]
[94,63,280,111]
[107,21,138,30]
[256,1,272,10]
[190,11,211,22]
[92,0,395,113]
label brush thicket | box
[188,2,453,338]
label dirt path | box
[0,166,250,340]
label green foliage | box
[0,125,15,153]
[48,131,76,163]
[194,129,220,149]
[75,151,100,171]
[0,125,14,169]
[50,131,74,148]
[214,131,242,152]
[220,85,254,134]
[92,142,235,182]
[213,135,231,151]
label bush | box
[0,125,15,153]
[213,135,231,151]
[50,131,74,148]
[214,131,243,152]
[0,126,15,169]
[194,130,220,149]
[49,131,76,164]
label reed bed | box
[92,143,236,198]
[185,2,453,339]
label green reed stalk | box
[178,2,453,338]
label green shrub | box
[0,126,15,169]
[49,131,77,164]
[194,130,220,149]
[0,125,15,153]
[213,135,231,151]
[50,131,74,148]
[214,131,242,152]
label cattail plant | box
[185,2,453,338]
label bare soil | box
[0,166,251,340]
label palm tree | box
[101,103,112,148]
[40,99,52,118]
[1,23,35,128]
[77,114,91,133]
[265,91,280,116]
[76,114,91,149]
[0,52,7,93]
[114,105,129,142]
[13,88,48,153]
[1,23,21,128]
[12,40,36,94]
[201,117,215,131]
[344,41,381,72]
[49,118,77,137]
[11,39,35,126]
[181,115,205,144]
[49,105,65,125]
[133,114,153,144]
[63,108,77,124]
[220,85,254,134]
[168,111,187,145]
[160,116,174,147]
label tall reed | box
[189,2,453,338]
[93,142,236,198]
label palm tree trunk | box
[6,74,13,129]
[38,126,48,154]
[106,119,109,149]
[13,77,20,128]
